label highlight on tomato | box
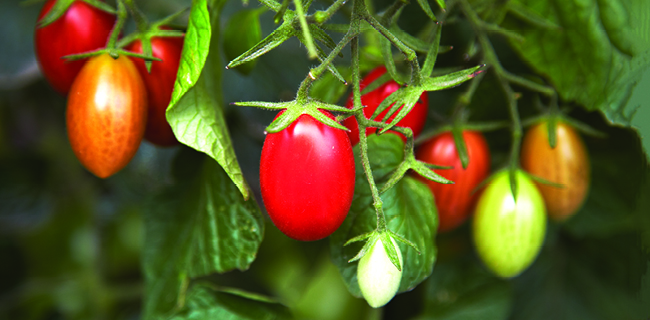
[259,111,355,241]
[343,66,428,145]
[415,130,491,232]
[35,0,116,95]
[520,120,590,221]
[127,31,184,147]
[66,53,147,178]
[472,170,546,278]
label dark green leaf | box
[143,156,264,319]
[171,283,292,320]
[331,134,438,297]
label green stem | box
[123,0,149,32]
[107,0,128,56]
[312,0,348,24]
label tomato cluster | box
[35,0,185,178]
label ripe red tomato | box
[67,54,147,178]
[520,120,590,221]
[260,111,355,241]
[473,170,546,278]
[127,31,184,147]
[343,66,428,145]
[35,0,115,95]
[415,131,491,232]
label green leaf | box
[417,257,513,320]
[143,154,264,319]
[171,283,292,320]
[504,0,650,126]
[167,0,250,199]
[223,8,264,75]
[330,134,438,297]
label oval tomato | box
[521,120,590,221]
[358,235,402,308]
[415,130,491,232]
[473,170,546,278]
[67,54,147,178]
[343,66,428,145]
[127,33,184,147]
[35,0,115,94]
[260,111,355,241]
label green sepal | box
[451,126,470,169]
[416,0,437,21]
[36,0,74,28]
[381,232,402,271]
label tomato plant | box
[521,120,590,221]
[342,66,428,145]
[127,32,184,147]
[357,235,403,308]
[473,170,547,278]
[415,130,491,232]
[66,53,147,178]
[260,111,355,241]
[35,0,115,95]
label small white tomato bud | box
[357,235,403,308]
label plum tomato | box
[260,111,355,241]
[127,31,184,147]
[357,235,403,308]
[66,54,147,178]
[35,0,116,94]
[521,120,590,221]
[415,131,491,232]
[473,170,546,278]
[343,66,428,145]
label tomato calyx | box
[345,230,418,272]
[356,234,403,308]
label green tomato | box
[357,235,403,308]
[473,170,547,278]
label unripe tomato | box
[521,121,590,221]
[67,54,147,178]
[127,33,184,147]
[415,131,491,232]
[260,111,355,241]
[473,170,546,278]
[35,0,116,94]
[343,66,428,145]
[358,236,403,308]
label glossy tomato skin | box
[521,121,590,221]
[473,170,546,278]
[260,111,355,241]
[67,54,147,178]
[343,66,428,146]
[127,32,184,147]
[415,131,491,232]
[35,0,116,94]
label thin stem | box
[312,0,348,24]
[123,0,149,32]
[106,0,128,54]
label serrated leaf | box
[143,155,264,319]
[331,134,438,297]
[170,283,291,320]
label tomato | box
[343,66,428,145]
[415,130,491,232]
[473,170,546,278]
[67,54,147,178]
[260,111,355,241]
[358,235,402,308]
[521,120,590,221]
[127,33,184,146]
[35,0,116,95]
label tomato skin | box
[521,121,590,221]
[343,67,428,145]
[357,236,402,308]
[126,32,184,147]
[67,54,147,178]
[473,170,546,278]
[260,112,355,241]
[415,131,491,232]
[35,0,115,95]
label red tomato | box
[127,31,184,147]
[260,111,355,241]
[67,54,147,178]
[520,121,590,221]
[415,131,491,232]
[343,66,428,145]
[35,0,115,94]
